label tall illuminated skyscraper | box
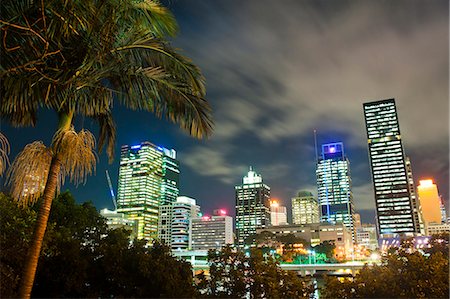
[316,142,355,241]
[117,141,179,240]
[363,98,419,236]
[291,191,319,225]
[235,167,270,247]
[417,179,442,226]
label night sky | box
[1,0,448,224]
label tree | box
[196,246,314,298]
[0,193,36,298]
[0,191,196,297]
[313,240,336,261]
[321,249,449,299]
[1,0,213,297]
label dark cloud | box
[2,0,448,224]
[171,0,449,220]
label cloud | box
[172,0,448,219]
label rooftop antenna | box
[105,170,117,210]
[314,129,319,162]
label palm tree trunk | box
[18,155,62,298]
[18,111,73,299]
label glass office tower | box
[316,142,355,241]
[235,167,270,247]
[363,98,418,236]
[117,141,179,240]
[292,191,319,225]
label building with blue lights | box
[316,142,355,242]
[117,141,179,240]
[363,99,421,237]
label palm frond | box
[6,141,52,206]
[96,111,116,163]
[52,127,97,186]
[0,132,10,175]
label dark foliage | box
[0,192,195,298]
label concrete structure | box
[405,157,425,234]
[354,213,361,228]
[256,222,353,259]
[363,98,419,237]
[292,191,319,225]
[440,197,447,223]
[270,200,288,226]
[158,196,200,250]
[100,208,137,238]
[356,224,378,250]
[316,142,355,241]
[235,167,270,247]
[417,179,442,229]
[117,141,179,240]
[426,222,450,235]
[190,213,233,250]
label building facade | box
[292,191,319,225]
[316,142,355,241]
[405,157,425,234]
[190,214,233,250]
[270,200,288,226]
[100,208,138,239]
[158,196,200,250]
[417,179,442,228]
[426,222,450,235]
[117,141,179,240]
[356,224,378,251]
[363,98,418,237]
[235,167,271,247]
[256,223,353,259]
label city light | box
[419,179,434,187]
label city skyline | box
[1,0,448,225]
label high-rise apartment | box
[417,179,442,227]
[363,99,418,236]
[235,167,270,247]
[117,141,179,240]
[316,142,355,240]
[190,211,233,250]
[158,196,200,250]
[291,191,319,225]
[270,200,288,226]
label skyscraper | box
[291,191,319,225]
[235,167,270,247]
[117,141,179,240]
[158,196,200,250]
[316,142,355,241]
[363,98,418,237]
[417,179,442,227]
[270,200,288,226]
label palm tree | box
[0,0,213,298]
[0,132,9,176]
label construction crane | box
[105,170,117,210]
